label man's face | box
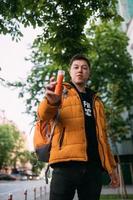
[69,59,90,85]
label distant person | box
[37,54,120,200]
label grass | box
[100,194,133,199]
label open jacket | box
[37,83,117,174]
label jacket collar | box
[63,81,99,99]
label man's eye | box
[73,66,78,69]
[83,66,88,70]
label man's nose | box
[78,66,82,72]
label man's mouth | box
[77,74,83,78]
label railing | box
[7,186,48,200]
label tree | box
[0,0,120,40]
[10,137,28,169]
[0,123,25,169]
[85,22,133,142]
[0,124,15,169]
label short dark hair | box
[69,54,91,69]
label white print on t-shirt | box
[83,101,92,117]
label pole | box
[24,189,27,200]
[34,187,36,200]
[8,193,13,200]
[40,186,42,199]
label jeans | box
[49,163,103,200]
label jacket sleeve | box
[99,100,117,168]
[37,98,59,121]
[95,98,117,171]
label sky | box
[0,26,42,150]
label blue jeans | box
[49,163,103,200]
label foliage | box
[86,22,133,107]
[85,22,133,142]
[0,123,25,169]
[11,149,31,169]
[0,0,120,40]
[0,124,43,172]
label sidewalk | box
[101,185,133,195]
[36,185,133,200]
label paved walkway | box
[36,185,133,200]
[101,185,133,195]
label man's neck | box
[72,82,86,93]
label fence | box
[7,186,48,200]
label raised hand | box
[45,77,61,105]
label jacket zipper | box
[93,96,106,169]
[59,127,65,150]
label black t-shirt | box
[79,90,101,165]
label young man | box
[37,54,120,200]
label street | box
[0,180,49,200]
[0,179,133,200]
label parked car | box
[11,173,28,181]
[10,169,39,181]
[0,173,16,181]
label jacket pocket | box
[59,127,65,149]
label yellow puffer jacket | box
[37,83,117,174]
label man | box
[37,54,120,200]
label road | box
[0,179,49,200]
[0,180,132,200]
